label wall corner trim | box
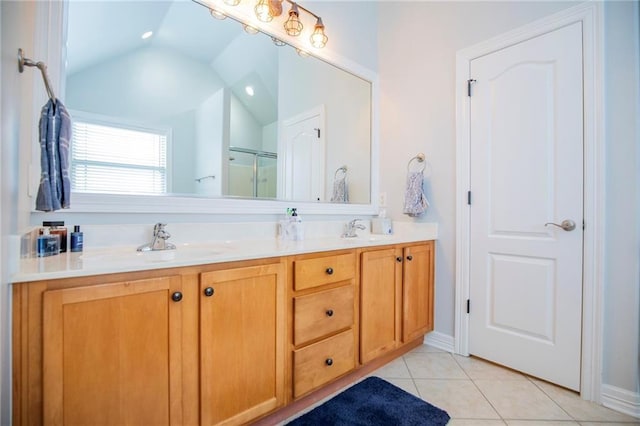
[601,385,640,419]
[424,331,455,353]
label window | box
[71,118,169,195]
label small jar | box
[42,221,67,253]
[36,229,60,257]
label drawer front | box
[294,285,354,345]
[293,329,355,398]
[294,253,356,291]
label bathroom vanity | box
[12,235,435,425]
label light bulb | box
[254,0,273,22]
[283,3,303,36]
[310,17,328,48]
[224,0,241,5]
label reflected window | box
[71,117,169,194]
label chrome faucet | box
[137,223,176,251]
[342,219,367,238]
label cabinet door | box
[403,242,435,342]
[360,248,402,364]
[200,263,285,426]
[42,276,183,426]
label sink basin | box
[79,241,236,265]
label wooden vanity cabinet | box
[359,241,435,364]
[14,274,185,426]
[199,263,286,426]
[289,251,358,399]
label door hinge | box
[583,220,586,230]
[466,299,470,314]
[314,128,321,138]
[467,191,472,205]
[467,79,476,97]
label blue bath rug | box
[286,376,450,425]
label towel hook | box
[407,153,426,173]
[334,165,347,179]
[18,48,56,101]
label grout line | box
[525,375,577,421]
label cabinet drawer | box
[294,253,356,291]
[294,285,354,345]
[293,329,355,398]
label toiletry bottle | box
[290,208,304,240]
[70,226,84,252]
[42,221,67,252]
[36,228,60,257]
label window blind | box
[71,121,168,194]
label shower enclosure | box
[227,147,277,198]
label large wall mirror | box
[61,0,375,213]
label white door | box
[468,22,583,391]
[281,107,325,201]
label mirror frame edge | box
[32,0,380,216]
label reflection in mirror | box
[64,0,372,204]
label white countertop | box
[12,222,438,283]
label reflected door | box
[281,106,325,201]
[468,22,583,390]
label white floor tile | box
[405,352,468,379]
[371,357,412,379]
[381,377,420,397]
[447,420,507,425]
[531,379,639,423]
[474,380,572,420]
[414,379,501,419]
[453,354,527,381]
[506,421,580,425]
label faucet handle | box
[153,223,167,235]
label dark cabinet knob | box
[326,309,334,317]
[406,255,413,261]
[203,287,214,297]
[325,358,333,366]
[396,256,403,263]
[325,267,334,275]
[171,291,183,302]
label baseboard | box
[424,331,455,353]
[601,384,640,418]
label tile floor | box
[286,345,640,425]
[373,345,639,425]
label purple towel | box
[35,99,72,211]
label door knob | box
[544,219,576,231]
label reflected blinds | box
[71,121,168,194]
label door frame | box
[454,2,604,401]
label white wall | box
[1,1,40,423]
[602,0,640,396]
[378,0,639,404]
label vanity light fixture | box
[243,24,259,34]
[254,0,274,22]
[284,2,303,36]
[310,17,328,48]
[271,37,286,46]
[210,8,227,19]
[296,48,309,57]
[210,0,328,48]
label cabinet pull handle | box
[406,255,413,261]
[396,256,403,263]
[325,358,333,366]
[203,287,214,297]
[326,309,334,317]
[171,291,183,302]
[325,267,334,275]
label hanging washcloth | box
[330,169,349,203]
[403,171,429,217]
[36,98,72,211]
